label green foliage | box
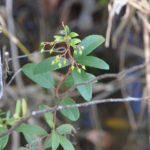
[21,25,109,150]
[19,148,35,150]
[23,133,38,148]
[0,127,9,149]
[54,35,64,42]
[71,38,81,44]
[33,57,70,74]
[39,105,55,129]
[63,75,74,87]
[51,131,60,150]
[76,56,109,70]
[0,24,110,150]
[16,123,48,136]
[69,32,79,37]
[19,148,27,150]
[72,69,95,101]
[73,35,105,59]
[23,63,54,89]
[22,99,27,117]
[97,0,109,6]
[44,136,52,149]
[56,124,74,135]
[13,100,21,119]
[59,135,74,150]
[60,98,80,121]
[44,131,74,150]
[65,25,70,34]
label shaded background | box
[0,0,150,149]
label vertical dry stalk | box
[6,0,24,90]
[143,14,150,143]
[5,0,21,148]
[105,3,114,48]
[0,51,3,99]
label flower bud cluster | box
[40,24,86,74]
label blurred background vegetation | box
[1,0,150,149]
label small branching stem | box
[53,33,75,126]
[53,67,71,126]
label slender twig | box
[7,47,67,62]
[1,96,150,138]
[55,67,71,98]
[5,60,149,98]
[0,26,34,63]
[5,68,22,87]
[53,67,71,125]
[62,61,148,97]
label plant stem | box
[53,67,71,126]
[55,67,71,98]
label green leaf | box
[22,63,54,89]
[98,0,109,6]
[56,124,74,135]
[0,111,6,116]
[69,32,79,37]
[16,123,48,136]
[72,38,81,44]
[23,133,38,147]
[13,100,21,119]
[51,131,60,150]
[76,56,109,70]
[54,35,64,42]
[72,69,95,101]
[60,98,79,121]
[19,147,29,150]
[63,75,74,87]
[6,111,10,121]
[65,25,70,34]
[44,136,52,149]
[0,127,9,149]
[34,57,70,74]
[59,135,74,150]
[68,40,76,48]
[39,105,55,129]
[19,147,35,150]
[74,35,105,59]
[60,30,66,35]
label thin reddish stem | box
[54,67,71,98]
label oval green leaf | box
[56,124,74,135]
[65,25,70,34]
[60,98,79,121]
[59,135,74,150]
[39,105,55,129]
[63,75,74,87]
[16,123,48,136]
[72,38,81,44]
[0,127,9,149]
[23,133,38,148]
[22,63,54,89]
[76,56,109,70]
[34,57,70,74]
[44,136,52,149]
[51,131,60,150]
[72,69,95,101]
[74,35,105,59]
[69,32,79,37]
